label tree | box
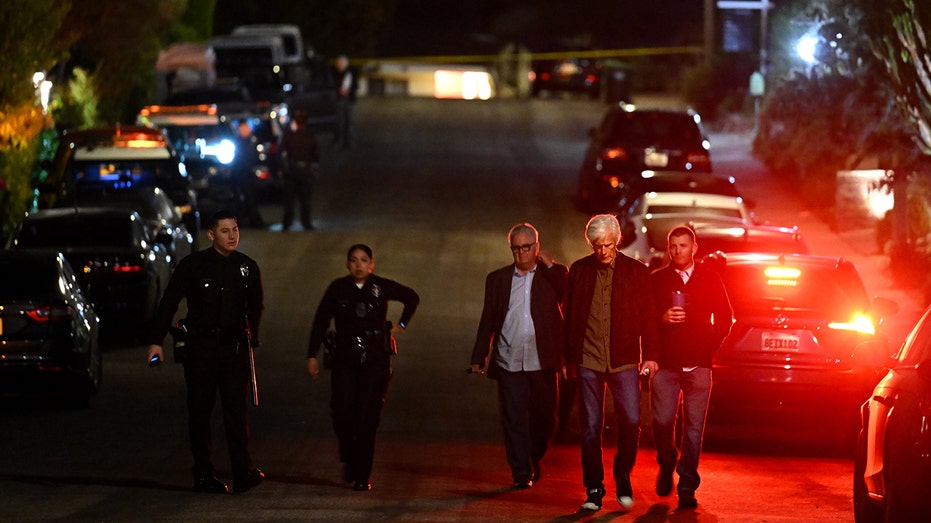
[860,0,931,156]
[0,0,75,238]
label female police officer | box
[305,244,419,491]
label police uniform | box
[148,246,264,486]
[307,274,419,487]
[279,123,319,230]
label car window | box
[646,205,742,219]
[721,264,869,316]
[0,259,58,299]
[898,309,931,366]
[17,216,137,248]
[607,112,702,146]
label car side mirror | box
[871,297,899,320]
[852,340,897,369]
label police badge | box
[240,264,250,277]
[371,284,381,298]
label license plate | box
[644,150,669,167]
[762,331,800,351]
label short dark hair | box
[668,225,696,243]
[207,210,238,230]
[347,243,373,260]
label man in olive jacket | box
[471,223,568,489]
[564,214,658,512]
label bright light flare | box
[797,35,819,64]
[829,314,876,335]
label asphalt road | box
[0,96,923,522]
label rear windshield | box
[0,260,58,299]
[721,264,869,316]
[16,216,136,248]
[604,112,702,146]
[68,158,180,192]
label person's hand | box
[470,364,483,375]
[390,323,406,336]
[146,344,164,366]
[641,360,659,376]
[664,306,686,324]
[538,249,556,268]
[306,357,319,379]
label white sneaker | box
[617,494,634,509]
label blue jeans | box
[577,365,641,490]
[650,367,712,494]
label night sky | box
[379,1,704,56]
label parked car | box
[615,170,743,216]
[56,186,195,265]
[619,191,755,265]
[530,57,602,99]
[622,214,807,269]
[854,304,931,522]
[699,252,899,443]
[39,125,200,239]
[7,208,173,336]
[578,104,712,210]
[0,250,101,407]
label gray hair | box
[508,222,539,244]
[585,214,621,245]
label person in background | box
[146,210,265,494]
[231,120,265,228]
[278,110,319,231]
[305,244,419,491]
[470,223,568,488]
[564,214,659,512]
[333,55,358,150]
[649,225,732,510]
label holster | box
[169,319,189,364]
[323,330,336,369]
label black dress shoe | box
[677,491,698,509]
[656,468,673,497]
[353,481,372,491]
[194,476,230,494]
[233,468,265,493]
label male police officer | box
[147,210,265,494]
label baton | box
[245,317,258,407]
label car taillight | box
[585,74,597,85]
[26,305,72,323]
[829,313,876,335]
[112,263,143,273]
[601,147,628,161]
[686,152,711,168]
[83,261,143,274]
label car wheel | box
[882,428,918,523]
[853,431,882,523]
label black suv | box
[577,104,712,211]
[700,252,898,444]
[530,57,602,99]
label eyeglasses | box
[510,243,536,253]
